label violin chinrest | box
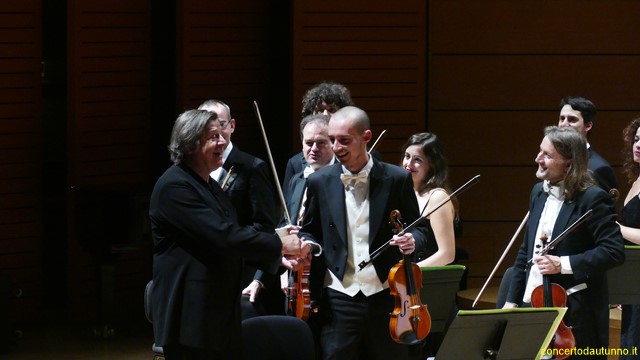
[395,331,423,346]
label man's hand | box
[281,256,297,270]
[241,280,263,303]
[533,254,562,275]
[390,233,416,255]
[276,224,301,236]
[280,234,302,256]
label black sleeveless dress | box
[620,194,640,359]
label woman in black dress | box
[617,117,640,359]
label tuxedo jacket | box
[298,159,427,299]
[588,147,618,194]
[254,170,310,287]
[506,182,624,347]
[251,170,310,313]
[223,146,279,233]
[283,152,306,196]
[283,150,384,197]
[223,146,280,287]
[149,164,281,354]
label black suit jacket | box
[223,146,280,287]
[283,150,384,196]
[252,170,309,314]
[298,159,427,300]
[283,152,306,195]
[223,146,279,232]
[588,147,618,194]
[149,164,281,354]
[507,182,624,348]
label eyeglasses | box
[219,120,230,129]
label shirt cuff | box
[560,256,573,274]
[310,241,322,256]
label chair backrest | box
[144,280,153,323]
[143,280,164,358]
[242,315,315,360]
[419,265,466,333]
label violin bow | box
[472,211,529,308]
[358,174,481,271]
[253,101,292,225]
[526,209,593,266]
[220,166,234,190]
[368,129,386,154]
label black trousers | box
[320,288,409,360]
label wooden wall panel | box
[177,0,287,160]
[430,1,640,54]
[0,0,43,323]
[67,0,152,322]
[68,0,151,188]
[431,55,640,110]
[429,0,640,290]
[293,0,427,160]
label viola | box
[530,234,576,360]
[388,210,431,345]
[286,264,312,320]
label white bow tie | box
[543,181,564,199]
[340,170,368,187]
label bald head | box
[331,106,370,133]
[328,106,372,172]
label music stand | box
[420,265,466,333]
[435,308,566,360]
[608,246,640,304]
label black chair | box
[242,315,315,360]
[144,280,164,360]
[240,294,265,321]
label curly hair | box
[621,117,640,184]
[301,82,353,117]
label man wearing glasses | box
[198,99,281,315]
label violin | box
[530,234,575,360]
[286,263,312,320]
[388,210,431,345]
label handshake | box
[277,224,320,270]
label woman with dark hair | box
[617,117,640,359]
[401,132,457,267]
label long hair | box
[544,126,595,200]
[621,117,640,184]
[168,109,217,165]
[401,132,450,193]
